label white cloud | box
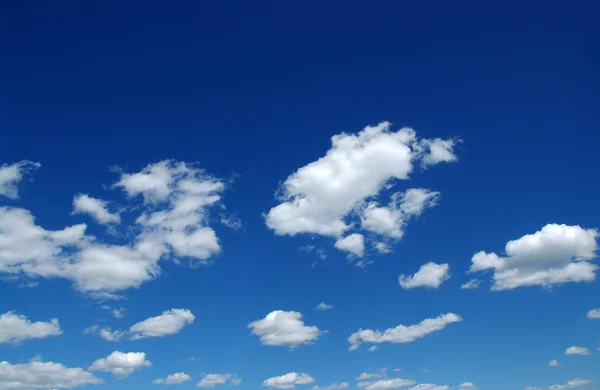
[365,378,416,390]
[565,346,589,356]
[356,371,386,381]
[0,360,101,389]
[72,194,121,225]
[249,310,321,348]
[263,373,315,389]
[316,302,333,311]
[334,234,365,257]
[88,351,151,378]
[154,372,192,385]
[469,224,599,290]
[458,383,477,390]
[399,262,450,290]
[374,242,392,254]
[348,313,462,351]
[586,308,600,319]
[101,306,126,319]
[265,122,458,254]
[460,279,481,290]
[0,311,62,344]
[0,160,40,200]
[312,383,349,390]
[549,360,559,366]
[129,309,195,340]
[196,373,241,388]
[0,160,230,298]
[409,385,449,390]
[368,346,377,352]
[530,378,592,390]
[84,325,125,342]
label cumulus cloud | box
[348,313,462,351]
[364,379,416,390]
[409,385,449,390]
[88,351,151,378]
[0,160,40,200]
[263,373,315,389]
[101,306,126,319]
[316,302,333,311]
[249,310,322,348]
[549,360,559,366]
[528,378,591,390]
[469,224,599,290]
[334,234,365,257]
[398,262,450,289]
[0,360,101,389]
[196,373,241,388]
[586,308,600,319]
[458,383,477,390]
[154,372,191,385]
[83,326,125,342]
[129,309,195,340]
[0,160,230,298]
[0,311,62,344]
[265,122,458,256]
[312,383,349,390]
[72,194,121,225]
[565,346,589,356]
[460,279,481,290]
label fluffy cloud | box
[565,346,589,356]
[469,224,599,290]
[316,302,333,311]
[460,279,480,290]
[101,306,126,319]
[355,370,387,381]
[0,160,40,200]
[528,378,591,390]
[586,308,600,319]
[312,383,349,390]
[348,313,462,351]
[83,326,125,342]
[196,373,241,388]
[72,194,120,225]
[263,373,315,389]
[548,360,559,366]
[0,160,230,298]
[0,360,101,389]
[398,262,450,289]
[154,372,191,385]
[88,351,151,378]
[458,383,477,390]
[334,234,365,257]
[365,379,416,390]
[249,310,321,348]
[129,309,195,340]
[265,122,458,256]
[0,311,62,344]
[409,385,449,390]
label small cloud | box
[549,359,559,366]
[316,302,333,311]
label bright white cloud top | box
[0,160,40,200]
[263,372,315,389]
[0,160,233,298]
[0,360,102,389]
[364,378,416,390]
[154,372,192,384]
[129,308,195,340]
[526,378,590,390]
[469,224,599,290]
[348,313,462,351]
[196,373,241,388]
[88,351,151,378]
[72,194,121,225]
[460,279,481,290]
[586,308,600,319]
[265,122,458,258]
[564,346,589,356]
[249,310,322,348]
[398,262,450,289]
[0,311,62,344]
[409,385,449,390]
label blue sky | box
[1,1,599,390]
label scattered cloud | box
[586,309,600,319]
[527,378,591,390]
[0,160,230,298]
[83,325,125,342]
[263,373,315,389]
[129,309,195,340]
[374,242,392,254]
[469,224,599,290]
[72,194,121,225]
[0,160,40,199]
[549,360,559,366]
[249,310,322,348]
[355,369,387,381]
[409,385,449,390]
[101,306,127,319]
[460,279,481,290]
[365,378,416,390]
[316,302,333,311]
[458,383,477,390]
[334,234,365,257]
[398,262,450,289]
[265,122,458,257]
[368,346,377,352]
[196,373,241,388]
[0,311,62,344]
[0,360,101,389]
[348,313,462,351]
[154,372,192,385]
[312,383,349,390]
[88,351,151,378]
[565,346,589,356]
